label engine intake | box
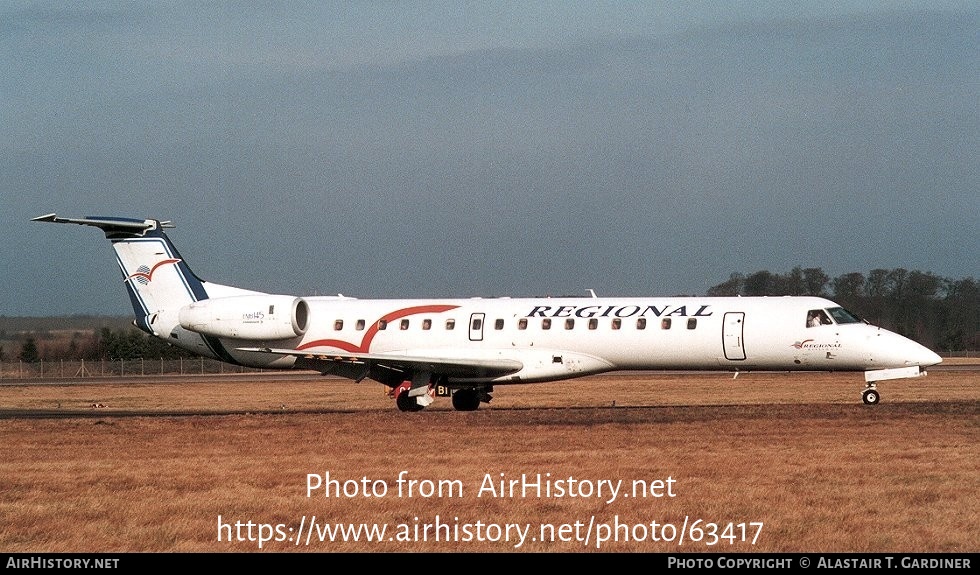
[178,295,309,340]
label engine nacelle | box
[178,295,309,340]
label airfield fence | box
[0,358,276,380]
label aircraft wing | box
[237,347,523,382]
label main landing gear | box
[390,381,492,412]
[450,388,482,411]
[862,383,880,405]
[390,381,428,412]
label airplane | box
[33,213,942,411]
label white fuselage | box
[169,291,941,384]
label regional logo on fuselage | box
[791,339,842,350]
[526,304,713,318]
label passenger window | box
[422,319,432,330]
[636,318,646,330]
[612,318,621,330]
[542,318,552,330]
[565,318,574,330]
[378,320,387,330]
[446,319,456,330]
[588,318,598,330]
[356,319,365,331]
[472,318,482,331]
[495,318,504,330]
[661,318,671,330]
[400,319,409,330]
[334,319,343,331]
[518,318,528,330]
[687,318,697,330]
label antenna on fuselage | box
[587,289,598,298]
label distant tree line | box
[707,267,978,351]
[9,327,196,363]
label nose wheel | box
[862,385,880,405]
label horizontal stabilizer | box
[33,213,173,235]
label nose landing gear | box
[862,384,880,405]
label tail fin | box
[33,214,210,334]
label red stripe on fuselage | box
[297,304,459,353]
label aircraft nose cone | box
[872,330,943,368]
[918,347,943,367]
[899,337,942,367]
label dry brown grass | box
[0,366,977,553]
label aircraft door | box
[723,312,746,361]
[469,313,485,342]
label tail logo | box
[126,259,181,285]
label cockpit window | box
[826,307,862,324]
[806,309,833,328]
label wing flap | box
[237,347,523,379]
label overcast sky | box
[2,1,977,316]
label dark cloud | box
[2,5,976,315]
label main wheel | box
[862,388,880,405]
[451,388,481,411]
[394,383,425,412]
